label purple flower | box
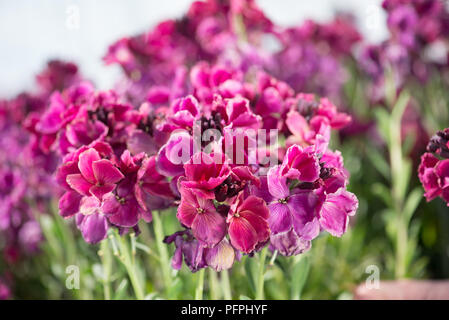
[164,230,237,272]
[176,186,227,247]
[75,197,109,244]
[387,5,418,48]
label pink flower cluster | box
[17,0,359,273]
[0,60,80,265]
[419,128,449,204]
[359,0,449,103]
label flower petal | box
[191,210,227,247]
[89,184,115,201]
[319,189,358,237]
[228,216,258,253]
[78,148,101,183]
[92,160,124,184]
[58,191,82,218]
[66,174,92,196]
[267,202,292,234]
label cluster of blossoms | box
[160,84,358,271]
[3,0,359,280]
[358,0,449,102]
[104,0,361,108]
[0,61,80,265]
[352,0,449,167]
[419,128,449,205]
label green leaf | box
[114,279,129,300]
[403,187,422,225]
[391,90,410,121]
[374,108,391,146]
[371,183,392,207]
[167,277,183,299]
[397,158,412,201]
[365,147,390,180]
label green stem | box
[388,91,410,279]
[221,270,232,300]
[100,240,112,300]
[152,210,172,293]
[255,247,268,300]
[116,233,145,300]
[395,214,408,279]
[208,269,220,300]
[195,269,205,300]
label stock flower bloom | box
[387,5,418,48]
[259,143,358,256]
[318,188,358,237]
[279,144,320,182]
[66,148,124,201]
[418,128,449,205]
[160,95,201,132]
[164,230,236,272]
[102,179,151,227]
[75,196,109,243]
[126,103,169,156]
[135,156,174,211]
[156,130,193,177]
[265,167,320,255]
[227,194,270,253]
[181,152,231,199]
[286,95,351,144]
[177,186,227,247]
[101,151,152,227]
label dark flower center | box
[200,111,223,134]
[427,129,449,159]
[214,176,246,202]
[297,98,319,121]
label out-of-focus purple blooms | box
[387,5,418,49]
[0,277,11,300]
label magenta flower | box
[66,148,124,201]
[177,186,227,247]
[180,152,231,199]
[418,153,442,201]
[286,94,351,153]
[279,144,320,182]
[261,143,358,256]
[227,194,270,253]
[418,129,449,205]
[318,188,358,237]
[135,156,174,211]
[102,179,151,227]
[156,130,194,177]
[160,95,200,132]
